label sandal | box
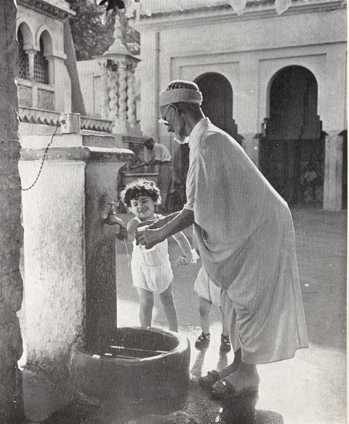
[219,334,231,353]
[198,370,220,390]
[194,332,210,350]
[211,378,259,400]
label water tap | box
[103,202,127,240]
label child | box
[121,179,193,332]
[194,266,232,353]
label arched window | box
[34,36,49,84]
[17,28,29,79]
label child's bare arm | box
[127,217,157,242]
[127,217,141,241]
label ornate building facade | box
[17,0,73,115]
[137,0,347,210]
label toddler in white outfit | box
[194,266,231,353]
[121,179,193,332]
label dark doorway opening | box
[195,73,241,142]
[260,66,324,206]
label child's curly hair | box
[120,179,161,207]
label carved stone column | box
[102,13,141,139]
[126,59,141,135]
[117,60,128,133]
[127,63,136,126]
[106,63,119,131]
[0,1,23,422]
[26,49,36,80]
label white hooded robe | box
[185,118,308,364]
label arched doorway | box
[195,73,240,141]
[260,66,324,206]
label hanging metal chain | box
[21,123,59,191]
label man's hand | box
[136,227,164,249]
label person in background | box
[137,80,308,400]
[144,137,173,212]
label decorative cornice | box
[81,116,113,134]
[20,146,134,162]
[18,107,61,127]
[18,108,115,135]
[18,0,74,20]
[137,0,345,29]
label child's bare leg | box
[137,288,154,328]
[220,305,230,337]
[159,284,178,332]
[199,297,211,334]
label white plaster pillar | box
[20,148,86,368]
[238,55,260,165]
[322,46,346,133]
[323,131,344,211]
[19,135,87,421]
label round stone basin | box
[70,327,190,409]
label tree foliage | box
[66,0,140,60]
[66,0,116,60]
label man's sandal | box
[198,370,221,390]
[211,378,259,400]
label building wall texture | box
[138,3,346,209]
[0,1,24,421]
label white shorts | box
[131,260,173,294]
[194,267,222,307]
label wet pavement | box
[37,208,346,424]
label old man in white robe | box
[137,80,308,399]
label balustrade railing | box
[18,106,113,134]
[18,106,61,126]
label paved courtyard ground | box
[113,208,346,424]
[38,208,346,424]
